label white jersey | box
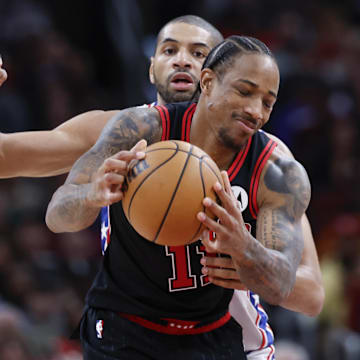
[230,290,275,359]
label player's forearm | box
[233,234,298,306]
[46,184,100,233]
[280,264,325,316]
[0,131,72,178]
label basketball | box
[121,140,223,246]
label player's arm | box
[200,152,311,305]
[0,110,119,178]
[263,134,324,315]
[203,214,324,316]
[202,136,324,316]
[279,215,324,315]
[45,107,162,233]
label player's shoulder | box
[260,132,309,190]
[263,141,310,199]
[259,144,311,214]
[262,130,294,159]
[264,134,305,177]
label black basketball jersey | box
[85,102,277,323]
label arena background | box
[0,0,360,359]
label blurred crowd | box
[0,0,360,359]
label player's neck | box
[157,95,166,106]
[190,108,237,171]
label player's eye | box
[164,48,175,55]
[263,101,273,110]
[193,51,206,58]
[237,88,249,96]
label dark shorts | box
[80,307,246,360]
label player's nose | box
[243,98,263,123]
[172,49,192,69]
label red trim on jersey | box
[267,345,275,359]
[185,105,196,142]
[249,140,278,218]
[256,312,267,349]
[155,105,170,140]
[118,311,231,335]
[181,103,196,141]
[227,137,252,182]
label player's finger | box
[201,239,220,254]
[102,158,129,174]
[197,208,225,234]
[130,139,147,153]
[199,196,233,228]
[201,255,235,270]
[105,191,123,205]
[112,148,145,163]
[103,172,125,185]
[221,171,236,200]
[213,180,240,218]
[202,266,238,280]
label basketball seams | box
[122,140,223,246]
[125,144,180,221]
[188,157,207,243]
[188,156,223,242]
[154,145,194,243]
[200,156,223,183]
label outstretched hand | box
[0,56,8,87]
[198,170,250,262]
[87,139,147,207]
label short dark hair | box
[202,35,276,79]
[191,35,277,102]
[157,15,224,48]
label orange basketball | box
[121,140,223,246]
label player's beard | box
[218,127,247,152]
[153,72,195,104]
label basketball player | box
[0,16,323,358]
[45,35,311,359]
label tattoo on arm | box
[263,158,310,221]
[46,107,162,232]
[235,158,311,304]
[67,107,162,184]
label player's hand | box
[200,255,247,290]
[0,56,8,87]
[87,139,147,207]
[198,170,250,258]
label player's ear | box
[149,57,155,84]
[200,69,215,95]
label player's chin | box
[169,91,194,103]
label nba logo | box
[96,320,104,339]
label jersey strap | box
[228,137,253,181]
[181,103,196,141]
[155,105,171,140]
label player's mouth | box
[169,72,195,91]
[232,113,258,134]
